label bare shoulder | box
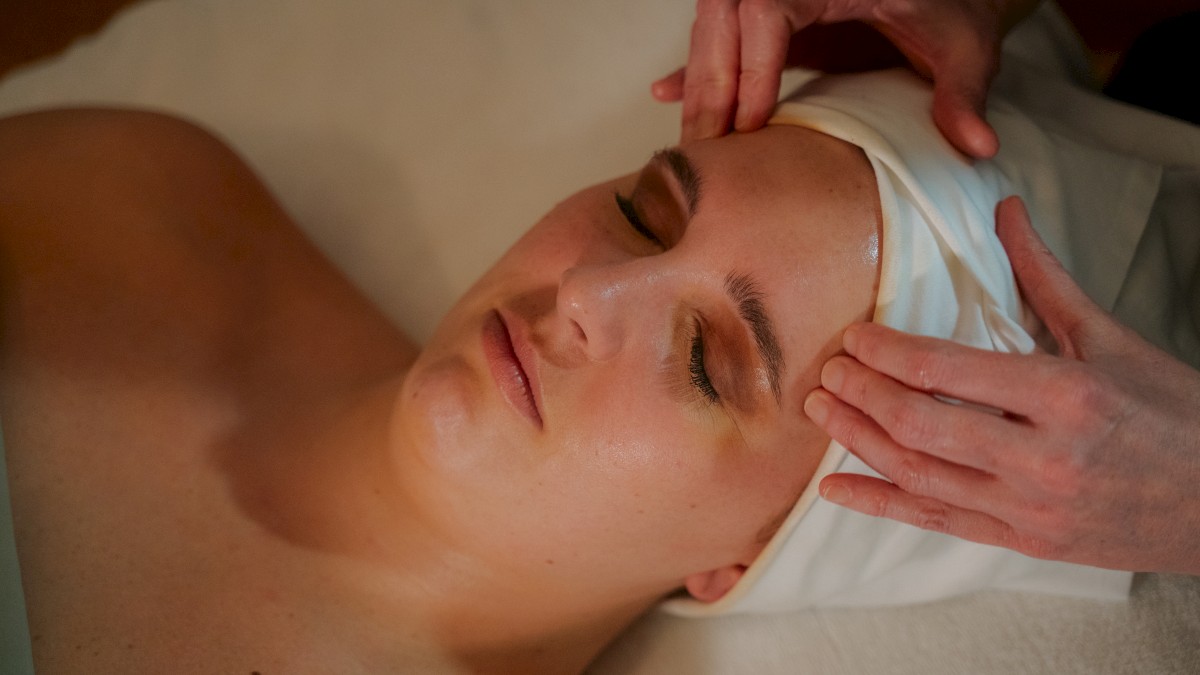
[0,106,420,468]
[0,107,418,385]
[0,109,422,669]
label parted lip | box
[481,309,543,427]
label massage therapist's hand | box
[653,0,1040,158]
[804,197,1200,575]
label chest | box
[0,257,340,670]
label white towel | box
[667,68,1155,615]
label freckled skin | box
[1,111,879,672]
[399,124,881,605]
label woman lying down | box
[0,67,1153,673]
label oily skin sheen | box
[394,124,882,608]
[0,111,881,672]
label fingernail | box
[842,324,860,354]
[803,390,831,425]
[820,359,846,393]
[821,483,851,505]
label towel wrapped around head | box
[665,68,1158,616]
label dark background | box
[1,0,144,80]
[1,1,1197,91]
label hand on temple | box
[653,0,1041,158]
[803,196,1200,575]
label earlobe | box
[683,564,747,603]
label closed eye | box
[687,318,719,405]
[614,192,664,249]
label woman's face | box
[398,124,880,603]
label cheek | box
[550,374,781,540]
[556,389,694,481]
[549,374,706,500]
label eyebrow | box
[654,148,785,405]
[725,272,785,404]
[652,148,702,215]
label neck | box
[420,572,657,674]
[383,447,660,673]
[217,374,656,673]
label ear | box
[683,564,748,603]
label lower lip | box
[481,311,543,427]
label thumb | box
[996,196,1107,359]
[929,41,999,159]
[651,67,686,102]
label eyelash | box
[688,319,720,405]
[614,193,664,248]
[614,192,718,406]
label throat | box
[209,375,413,561]
[207,371,656,673]
[432,594,654,675]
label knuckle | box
[993,505,1077,561]
[1029,505,1073,541]
[908,500,953,534]
[1078,376,1126,426]
[881,396,938,449]
[861,489,892,518]
[828,407,867,452]
[738,0,773,20]
[841,361,873,406]
[686,74,738,105]
[737,69,767,91]
[890,455,930,495]
[1045,366,1124,434]
[900,344,950,392]
[1015,500,1080,549]
[1012,533,1065,561]
[1042,456,1085,500]
[1025,446,1085,501]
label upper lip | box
[497,308,544,426]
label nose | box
[556,263,644,362]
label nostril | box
[557,264,628,361]
[570,318,586,344]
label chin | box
[402,338,537,481]
[399,348,487,471]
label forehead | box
[677,125,881,391]
[680,125,876,250]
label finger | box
[840,322,1062,421]
[816,356,1035,475]
[651,67,686,102]
[928,38,1000,158]
[931,81,998,159]
[995,196,1110,359]
[817,473,1043,555]
[733,0,793,132]
[867,8,1000,159]
[681,0,742,141]
[804,388,1009,513]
